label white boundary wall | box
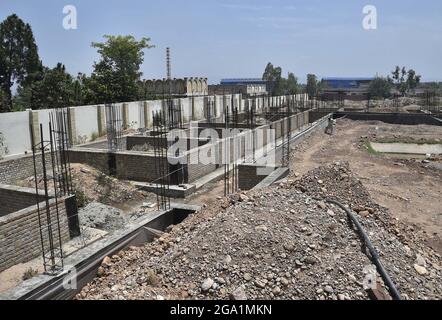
[0,94,307,158]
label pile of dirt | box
[18,163,151,208]
[77,162,441,300]
[70,164,150,207]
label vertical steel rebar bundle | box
[49,108,74,196]
[152,111,171,210]
[422,90,438,114]
[151,79,186,210]
[30,107,75,275]
[105,103,124,151]
[223,102,239,196]
[366,93,371,113]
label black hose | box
[326,199,402,300]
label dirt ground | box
[341,97,426,113]
[291,118,442,254]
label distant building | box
[321,77,374,100]
[143,77,208,97]
[209,78,268,97]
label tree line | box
[261,64,324,99]
[262,62,302,96]
[261,62,426,101]
[0,14,154,113]
[368,66,422,99]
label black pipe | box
[326,199,402,300]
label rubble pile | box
[77,162,441,300]
[79,202,127,232]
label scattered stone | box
[97,266,105,277]
[272,286,281,295]
[255,225,268,232]
[102,256,112,267]
[415,254,426,268]
[324,285,334,294]
[230,286,247,300]
[201,278,215,292]
[280,277,289,286]
[223,255,232,264]
[359,210,370,218]
[254,279,266,289]
[413,264,428,275]
[304,256,318,265]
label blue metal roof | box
[321,77,374,90]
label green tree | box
[31,63,76,109]
[368,76,392,99]
[0,14,40,112]
[306,74,318,99]
[14,63,76,110]
[85,35,154,103]
[0,89,9,111]
[406,69,421,93]
[391,66,400,84]
[286,72,299,94]
[262,62,283,95]
[262,62,276,82]
[72,73,86,106]
[391,66,421,96]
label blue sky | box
[1,0,441,83]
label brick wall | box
[0,194,72,272]
[115,152,165,182]
[238,164,270,190]
[0,184,46,216]
[0,154,52,185]
[68,148,169,182]
[68,148,110,174]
